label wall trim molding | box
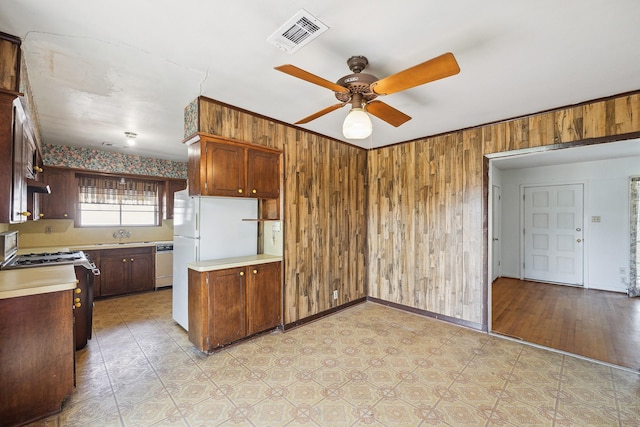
[283,296,487,333]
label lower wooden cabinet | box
[188,261,282,352]
[94,246,154,298]
[0,289,74,426]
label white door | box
[523,184,584,285]
[492,185,501,282]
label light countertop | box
[0,265,77,299]
[187,254,282,272]
[18,241,171,253]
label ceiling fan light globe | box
[343,108,372,139]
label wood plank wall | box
[368,91,640,329]
[196,97,368,324]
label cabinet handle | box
[131,258,134,261]
[75,302,82,308]
[74,297,81,303]
[253,269,258,274]
[63,213,68,218]
[252,189,257,194]
[238,188,243,194]
[239,271,244,276]
[75,288,82,294]
[75,279,79,284]
[20,211,31,217]
[122,259,127,262]
[39,213,44,218]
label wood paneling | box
[195,97,367,324]
[369,90,640,329]
[194,91,640,329]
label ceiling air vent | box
[267,9,328,54]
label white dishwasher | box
[155,243,173,290]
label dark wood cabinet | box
[247,149,280,199]
[0,92,36,224]
[0,91,16,223]
[0,32,20,92]
[96,247,154,297]
[189,266,247,349]
[0,289,74,426]
[188,261,282,353]
[203,142,246,197]
[38,166,76,219]
[247,261,282,335]
[186,134,281,201]
[164,178,187,219]
[10,97,31,223]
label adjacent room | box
[0,1,639,426]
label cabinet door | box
[165,179,187,219]
[247,149,280,199]
[10,99,27,223]
[128,251,154,292]
[204,142,246,197]
[99,254,129,297]
[247,262,282,335]
[208,267,246,347]
[39,167,75,219]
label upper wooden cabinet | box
[38,166,76,219]
[247,149,280,199]
[0,32,20,92]
[164,178,187,220]
[0,92,36,223]
[186,134,281,199]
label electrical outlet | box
[592,216,601,223]
[333,290,338,300]
[44,226,52,234]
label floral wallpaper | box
[184,97,199,138]
[42,144,187,179]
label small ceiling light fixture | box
[342,93,372,139]
[342,107,372,139]
[124,131,137,145]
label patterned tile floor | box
[28,289,640,426]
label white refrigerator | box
[172,189,258,330]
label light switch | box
[272,221,281,232]
[591,216,601,223]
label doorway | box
[487,138,640,368]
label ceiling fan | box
[275,52,460,139]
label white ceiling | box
[1,1,639,163]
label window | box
[77,176,160,227]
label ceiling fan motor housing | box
[335,73,378,102]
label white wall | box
[496,156,640,293]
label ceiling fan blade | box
[366,101,411,127]
[295,103,347,124]
[370,52,460,96]
[275,64,349,94]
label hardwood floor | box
[492,277,640,370]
